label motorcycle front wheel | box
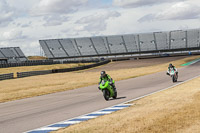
[112,91,117,99]
[103,89,110,101]
[172,75,177,82]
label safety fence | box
[0,60,55,68]
[0,73,14,81]
[17,70,52,78]
[0,59,100,68]
[52,60,110,73]
[16,60,110,78]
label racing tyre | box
[103,89,110,101]
[113,91,117,99]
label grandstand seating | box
[0,51,5,58]
[59,39,80,56]
[170,30,186,49]
[90,37,108,55]
[139,33,156,51]
[0,47,27,63]
[39,40,54,58]
[1,48,16,58]
[122,34,139,52]
[10,47,27,61]
[105,35,127,53]
[44,40,68,57]
[40,29,200,59]
[187,29,199,48]
[75,38,97,56]
[154,32,169,50]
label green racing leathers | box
[99,74,116,92]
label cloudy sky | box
[0,0,200,56]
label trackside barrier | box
[17,60,110,78]
[0,60,58,68]
[17,70,52,78]
[0,59,100,68]
[0,73,14,81]
[52,60,110,73]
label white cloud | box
[76,10,121,32]
[113,0,185,8]
[2,29,25,40]
[30,41,39,48]
[0,41,9,47]
[31,0,88,15]
[138,2,200,22]
[30,0,88,27]
[157,2,200,20]
[0,0,15,26]
[20,41,40,56]
[21,22,32,28]
[43,15,69,26]
[1,0,200,56]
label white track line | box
[34,127,62,131]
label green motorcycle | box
[99,79,117,101]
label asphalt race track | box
[0,61,200,133]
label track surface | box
[0,60,200,133]
[87,56,188,72]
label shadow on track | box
[110,96,126,101]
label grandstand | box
[40,29,200,60]
[169,30,186,49]
[138,33,156,51]
[91,37,108,55]
[187,29,200,48]
[0,47,27,63]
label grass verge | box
[53,75,200,133]
[0,55,200,103]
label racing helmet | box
[101,71,106,78]
[169,63,172,67]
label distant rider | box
[166,63,178,76]
[98,71,117,92]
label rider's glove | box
[98,86,100,90]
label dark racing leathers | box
[99,74,116,92]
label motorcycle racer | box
[166,63,178,76]
[98,71,117,92]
